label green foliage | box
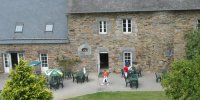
[162,55,200,99]
[185,29,200,59]
[56,55,81,72]
[1,59,53,100]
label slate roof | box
[0,0,68,44]
[68,0,200,13]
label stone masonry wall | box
[0,44,73,72]
[1,11,199,73]
[68,11,200,72]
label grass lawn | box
[67,91,170,100]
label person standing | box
[124,65,128,78]
[102,70,109,85]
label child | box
[102,70,109,85]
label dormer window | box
[15,23,24,33]
[45,24,54,32]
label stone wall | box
[0,44,73,72]
[68,11,200,71]
[0,11,199,73]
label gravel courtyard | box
[0,71,163,100]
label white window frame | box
[123,52,132,67]
[45,24,54,32]
[99,21,107,34]
[40,53,48,67]
[3,54,10,67]
[3,53,12,73]
[15,24,24,33]
[17,53,24,63]
[122,19,132,34]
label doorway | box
[3,52,24,73]
[99,53,109,69]
[11,53,18,69]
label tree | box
[1,59,53,100]
[185,29,200,59]
[56,55,81,72]
[162,29,200,99]
[162,55,200,99]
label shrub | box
[185,29,200,59]
[56,55,81,72]
[162,55,200,99]
[1,59,53,100]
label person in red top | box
[102,70,109,85]
[124,65,128,78]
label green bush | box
[185,29,200,59]
[1,59,53,100]
[162,55,200,99]
[56,55,81,72]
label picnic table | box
[121,67,142,78]
[47,76,64,90]
[125,70,139,88]
[72,71,89,83]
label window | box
[3,54,10,67]
[197,20,200,29]
[122,19,132,33]
[40,54,48,67]
[99,21,107,34]
[78,43,91,56]
[165,48,173,57]
[123,52,132,67]
[45,24,54,32]
[15,23,24,33]
[82,48,88,52]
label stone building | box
[67,0,200,71]
[1,0,200,73]
[0,0,71,73]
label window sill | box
[123,32,132,34]
[99,32,107,35]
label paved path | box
[0,73,9,90]
[0,72,163,100]
[53,71,163,100]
